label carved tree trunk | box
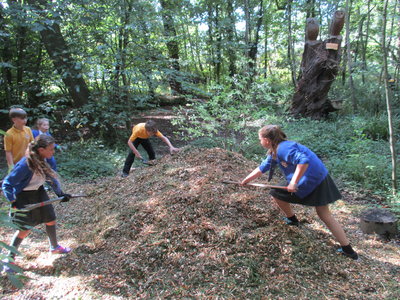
[291,11,345,119]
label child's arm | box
[127,140,143,159]
[5,151,14,170]
[241,167,263,185]
[287,164,309,192]
[159,135,180,154]
[2,162,29,203]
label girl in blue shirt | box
[241,125,358,260]
[2,135,71,274]
[32,118,58,171]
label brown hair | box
[259,125,287,158]
[9,107,27,119]
[26,134,56,178]
[145,120,158,133]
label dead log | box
[360,208,398,236]
[291,11,345,119]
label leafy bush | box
[1,128,25,287]
[387,193,400,214]
[63,97,136,144]
[0,201,25,288]
[56,140,125,181]
[361,114,390,140]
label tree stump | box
[360,208,398,236]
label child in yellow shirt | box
[4,108,34,171]
[122,120,179,177]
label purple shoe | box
[2,260,16,274]
[51,245,72,254]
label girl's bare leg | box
[272,197,295,217]
[315,205,349,246]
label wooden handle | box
[222,180,288,190]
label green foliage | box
[361,115,390,140]
[387,193,400,214]
[63,98,135,143]
[278,116,394,192]
[56,140,125,181]
[0,129,26,287]
[172,76,284,154]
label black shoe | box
[121,172,129,178]
[337,248,359,260]
[283,217,299,226]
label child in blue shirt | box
[32,118,58,171]
[2,135,72,274]
[241,125,358,260]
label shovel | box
[141,158,155,166]
[222,180,288,190]
[19,194,87,211]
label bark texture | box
[291,11,345,119]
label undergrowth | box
[56,140,126,181]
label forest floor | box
[0,108,399,299]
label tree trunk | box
[194,26,205,76]
[345,0,357,112]
[159,0,183,95]
[215,4,222,83]
[248,0,264,77]
[226,0,237,77]
[291,11,345,119]
[39,23,90,107]
[26,42,45,106]
[112,0,133,102]
[361,0,372,84]
[207,1,215,82]
[16,25,27,101]
[382,0,397,193]
[0,5,12,107]
[287,0,297,87]
[26,0,90,108]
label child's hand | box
[170,147,180,154]
[287,182,298,193]
[60,193,72,202]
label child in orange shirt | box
[122,120,179,177]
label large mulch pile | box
[1,147,399,299]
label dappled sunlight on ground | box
[1,147,399,298]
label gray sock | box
[8,232,24,259]
[45,225,58,249]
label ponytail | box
[26,134,56,179]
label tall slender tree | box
[0,4,13,107]
[382,0,397,193]
[345,0,357,112]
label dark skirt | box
[11,185,56,230]
[269,174,342,207]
